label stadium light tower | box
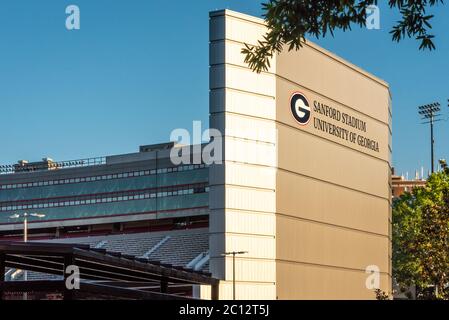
[418,102,441,173]
[9,212,46,242]
[9,212,46,300]
[222,251,248,300]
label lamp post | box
[9,212,46,300]
[222,251,248,300]
[418,102,441,173]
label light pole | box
[9,212,46,300]
[418,102,441,173]
[222,251,248,300]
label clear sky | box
[0,0,448,177]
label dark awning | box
[0,241,219,300]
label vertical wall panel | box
[209,10,277,300]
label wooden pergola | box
[0,242,219,300]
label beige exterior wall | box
[209,10,278,300]
[209,9,392,300]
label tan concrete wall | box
[276,170,389,235]
[276,262,391,300]
[209,9,277,300]
[275,24,392,300]
[209,9,392,300]
[276,42,391,124]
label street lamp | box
[9,212,46,300]
[222,251,248,300]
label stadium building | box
[0,10,392,299]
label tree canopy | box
[243,0,444,73]
[393,163,449,299]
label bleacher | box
[5,228,210,281]
[147,232,209,267]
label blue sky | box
[0,1,448,177]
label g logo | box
[290,92,311,125]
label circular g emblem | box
[290,92,311,125]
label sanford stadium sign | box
[290,92,380,153]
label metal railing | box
[0,156,107,175]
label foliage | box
[243,0,444,73]
[374,289,391,300]
[393,166,449,300]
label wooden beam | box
[75,259,168,283]
[73,247,218,285]
[72,282,194,300]
[0,280,195,300]
[161,277,168,293]
[0,242,219,295]
[0,253,5,300]
[5,254,64,273]
[0,254,5,281]
[0,280,65,293]
[0,242,87,256]
[211,283,219,301]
